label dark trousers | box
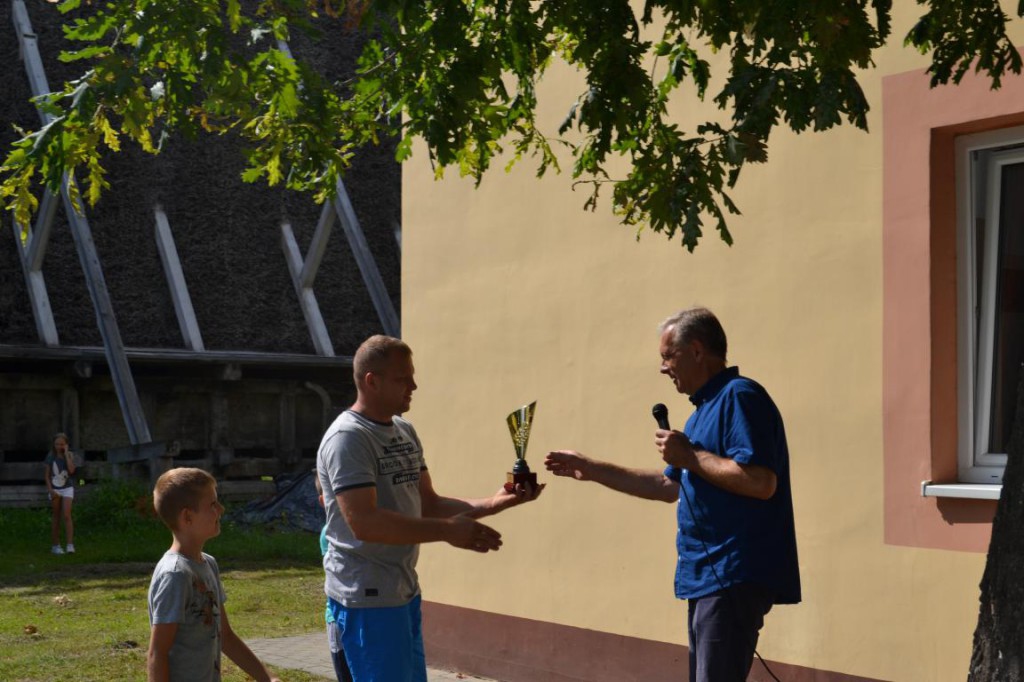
[687,582,776,682]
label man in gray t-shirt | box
[320,410,425,608]
[317,335,543,681]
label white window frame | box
[955,125,1024,484]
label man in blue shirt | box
[545,307,800,682]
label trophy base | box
[504,470,538,493]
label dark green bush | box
[75,478,154,531]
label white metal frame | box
[154,206,205,351]
[11,188,59,347]
[281,214,336,357]
[276,39,400,339]
[954,125,1024,484]
[12,0,152,445]
[11,2,397,384]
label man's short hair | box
[153,467,216,529]
[353,335,412,385]
[659,307,728,360]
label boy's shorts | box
[326,620,353,682]
[328,594,427,682]
[327,620,342,653]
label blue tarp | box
[226,470,325,533]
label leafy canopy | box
[1,0,1021,250]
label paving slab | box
[246,632,495,681]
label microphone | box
[652,403,670,430]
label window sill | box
[920,481,1002,500]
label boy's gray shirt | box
[148,551,226,682]
[317,409,426,608]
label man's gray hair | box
[658,307,728,360]
[353,335,412,385]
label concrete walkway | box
[246,632,496,681]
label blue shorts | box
[327,595,426,682]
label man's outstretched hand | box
[446,515,503,553]
[544,450,595,481]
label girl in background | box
[44,432,76,554]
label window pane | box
[989,162,1024,453]
[974,152,986,378]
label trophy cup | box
[504,401,538,493]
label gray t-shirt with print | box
[317,409,426,608]
[148,551,226,682]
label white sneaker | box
[65,544,75,554]
[51,545,64,555]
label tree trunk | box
[968,370,1024,681]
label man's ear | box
[363,370,379,390]
[689,339,706,361]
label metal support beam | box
[154,206,205,351]
[281,220,335,357]
[61,175,152,444]
[0,343,354,367]
[11,3,59,348]
[332,180,400,337]
[300,201,334,288]
[28,189,57,271]
[11,0,50,128]
[293,187,401,341]
[278,36,400,337]
[276,38,294,59]
[13,0,153,445]
[12,221,59,346]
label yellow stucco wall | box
[400,5,1021,680]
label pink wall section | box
[882,64,1024,551]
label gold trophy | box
[504,401,538,493]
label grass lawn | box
[0,480,333,681]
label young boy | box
[147,467,282,682]
[314,471,353,682]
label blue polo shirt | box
[664,367,801,604]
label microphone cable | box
[677,478,782,682]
